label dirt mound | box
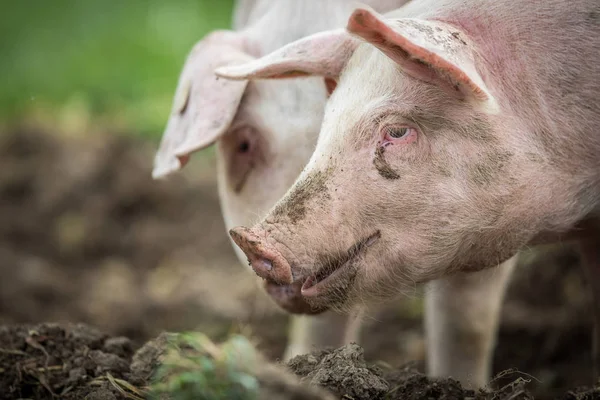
[289,345,544,400]
[0,323,134,399]
[288,344,389,398]
[2,324,596,400]
[287,343,600,400]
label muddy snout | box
[229,226,293,285]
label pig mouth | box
[300,230,381,300]
[263,280,328,315]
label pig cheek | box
[391,131,432,164]
[371,180,450,278]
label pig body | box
[153,0,409,365]
[220,0,600,385]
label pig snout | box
[230,226,328,315]
[229,226,293,285]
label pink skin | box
[223,1,600,313]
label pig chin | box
[263,280,328,315]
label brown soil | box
[2,324,598,400]
[0,323,134,399]
[0,126,597,399]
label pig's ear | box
[214,29,358,81]
[153,31,254,179]
[347,8,498,112]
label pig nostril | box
[250,257,274,279]
[257,258,272,271]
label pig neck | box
[242,0,402,55]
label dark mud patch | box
[374,145,400,180]
[469,151,512,186]
[270,169,330,224]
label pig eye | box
[387,127,409,138]
[382,125,418,145]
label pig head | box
[152,1,410,314]
[219,4,600,313]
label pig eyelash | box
[381,125,418,146]
[386,126,410,138]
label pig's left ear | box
[153,31,253,179]
[214,29,358,83]
[348,8,498,113]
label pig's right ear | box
[214,29,358,83]
[153,31,253,179]
[347,8,498,113]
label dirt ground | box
[0,126,597,399]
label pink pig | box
[217,0,600,385]
[152,0,410,367]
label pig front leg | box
[424,255,518,389]
[283,311,362,361]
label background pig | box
[218,0,600,387]
[152,0,407,363]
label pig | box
[217,0,600,386]
[152,0,408,364]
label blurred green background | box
[0,0,235,137]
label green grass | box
[150,333,261,400]
[0,0,234,137]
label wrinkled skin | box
[153,0,407,363]
[221,0,600,383]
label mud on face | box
[270,168,332,224]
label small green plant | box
[149,332,261,400]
